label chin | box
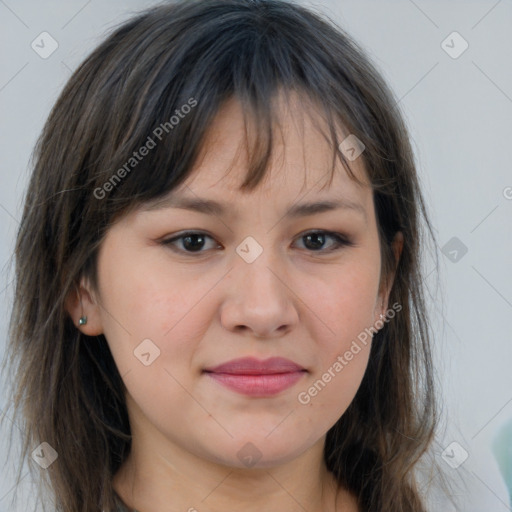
[206,435,310,470]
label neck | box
[113,426,346,512]
[112,394,359,512]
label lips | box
[205,357,305,375]
[203,357,307,397]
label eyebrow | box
[143,195,367,222]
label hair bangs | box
[92,3,368,221]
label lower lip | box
[205,371,305,396]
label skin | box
[66,94,403,512]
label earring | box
[75,283,88,327]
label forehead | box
[155,93,370,206]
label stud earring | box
[75,283,88,327]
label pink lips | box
[204,357,307,397]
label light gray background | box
[1,1,511,511]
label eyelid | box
[160,229,355,255]
[161,230,221,253]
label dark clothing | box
[112,491,139,512]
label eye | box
[161,231,221,253]
[160,230,354,255]
[293,230,354,252]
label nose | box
[219,249,299,339]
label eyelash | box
[160,230,354,256]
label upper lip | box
[204,357,306,375]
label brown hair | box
[2,0,440,510]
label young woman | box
[3,0,441,510]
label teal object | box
[492,418,512,503]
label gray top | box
[112,491,139,512]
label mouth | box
[203,357,307,397]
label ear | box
[64,277,104,336]
[377,231,404,317]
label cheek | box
[299,258,380,347]
[292,261,379,415]
[298,347,370,431]
[97,250,216,375]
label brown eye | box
[161,230,354,257]
[295,231,354,252]
[161,232,221,253]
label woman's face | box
[80,96,396,469]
